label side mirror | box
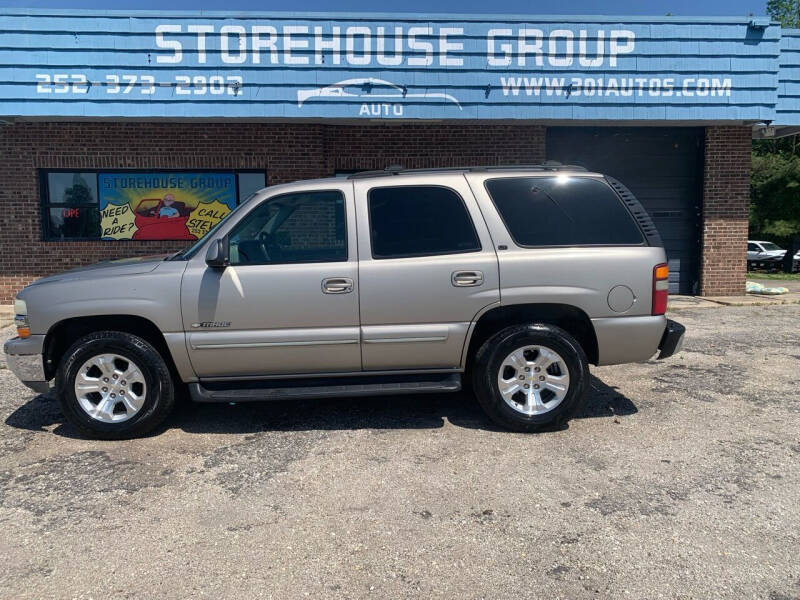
[205,237,229,269]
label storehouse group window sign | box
[41,170,265,241]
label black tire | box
[471,323,590,432]
[55,331,176,440]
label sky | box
[0,0,771,17]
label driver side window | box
[228,190,346,265]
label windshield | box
[172,192,260,260]
[760,242,783,251]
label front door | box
[354,177,500,371]
[181,183,361,378]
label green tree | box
[748,1,800,272]
[750,151,800,272]
[767,0,800,27]
[751,153,800,235]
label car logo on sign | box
[297,77,462,109]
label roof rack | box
[346,162,588,179]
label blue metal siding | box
[0,9,786,121]
[776,29,800,124]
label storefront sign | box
[0,10,786,121]
[98,172,236,241]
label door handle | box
[451,270,484,287]
[322,277,354,294]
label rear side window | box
[368,186,481,259]
[485,176,644,247]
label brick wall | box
[0,121,545,304]
[700,126,751,296]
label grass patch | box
[747,272,800,280]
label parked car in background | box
[747,240,800,272]
[748,240,786,263]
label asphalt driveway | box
[1,305,799,599]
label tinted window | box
[747,243,759,252]
[228,190,346,265]
[368,186,481,258]
[485,176,644,247]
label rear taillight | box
[652,263,669,315]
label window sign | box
[41,169,265,241]
[99,172,237,240]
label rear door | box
[354,176,500,371]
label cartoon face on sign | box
[99,173,237,241]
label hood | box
[26,254,171,287]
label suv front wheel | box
[56,331,176,439]
[472,323,590,432]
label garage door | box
[547,127,703,294]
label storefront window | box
[40,170,265,241]
[46,207,101,239]
[236,172,268,204]
[42,172,101,240]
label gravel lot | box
[1,305,799,599]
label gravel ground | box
[1,305,799,599]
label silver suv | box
[5,165,685,438]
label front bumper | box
[657,319,685,359]
[3,335,50,393]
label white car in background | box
[747,240,800,270]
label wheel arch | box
[43,315,183,382]
[463,303,599,369]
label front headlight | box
[13,298,29,339]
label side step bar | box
[189,373,462,403]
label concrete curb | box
[668,294,800,310]
[702,295,800,307]
[667,296,726,311]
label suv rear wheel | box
[472,323,590,432]
[55,331,176,439]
